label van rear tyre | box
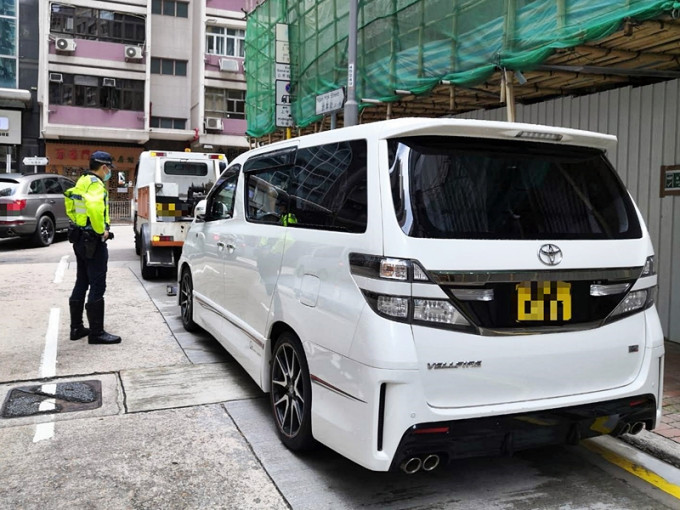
[270,332,315,451]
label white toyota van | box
[178,118,664,473]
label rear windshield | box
[0,180,19,197]
[388,136,642,240]
[163,161,208,176]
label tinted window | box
[59,178,76,192]
[207,165,240,220]
[243,141,367,232]
[29,179,45,194]
[389,136,642,240]
[43,177,63,194]
[291,141,367,233]
[163,162,208,176]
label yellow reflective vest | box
[64,173,110,234]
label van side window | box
[244,148,296,224]
[291,140,367,233]
[206,166,240,221]
[244,141,367,231]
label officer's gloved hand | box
[107,231,115,240]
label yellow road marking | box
[583,440,680,499]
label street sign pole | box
[22,156,50,173]
[344,0,359,127]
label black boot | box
[69,299,90,340]
[86,299,121,344]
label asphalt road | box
[0,225,678,510]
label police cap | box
[90,151,115,169]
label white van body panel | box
[178,118,664,472]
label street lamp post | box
[344,0,359,126]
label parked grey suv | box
[0,173,75,247]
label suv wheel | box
[32,215,55,247]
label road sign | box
[276,105,294,127]
[23,156,49,166]
[315,88,345,115]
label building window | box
[150,117,186,130]
[50,4,145,45]
[49,73,144,111]
[152,0,188,18]
[206,26,244,58]
[0,0,16,16]
[0,1,17,88]
[151,57,187,76]
[205,88,245,120]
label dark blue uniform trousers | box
[70,237,108,304]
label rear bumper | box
[389,394,657,471]
[0,218,35,237]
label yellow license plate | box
[516,281,571,321]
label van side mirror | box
[194,199,207,221]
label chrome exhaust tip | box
[400,457,422,474]
[422,454,440,472]
[630,421,645,435]
[618,423,631,436]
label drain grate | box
[1,380,102,418]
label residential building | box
[32,0,248,202]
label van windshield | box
[388,136,642,240]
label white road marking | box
[34,310,60,443]
[53,255,69,283]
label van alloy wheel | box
[179,270,199,332]
[270,332,315,451]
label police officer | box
[64,151,121,344]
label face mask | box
[103,169,111,182]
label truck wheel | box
[134,230,140,255]
[140,251,155,280]
[32,215,55,247]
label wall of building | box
[460,80,680,342]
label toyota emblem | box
[538,244,563,266]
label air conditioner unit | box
[124,45,143,60]
[49,72,63,83]
[219,58,240,72]
[205,117,224,131]
[103,78,116,87]
[55,38,76,52]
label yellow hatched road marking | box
[583,440,680,499]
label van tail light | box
[7,199,26,211]
[350,253,471,329]
[606,256,657,322]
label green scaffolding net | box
[245,0,677,138]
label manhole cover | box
[1,380,102,418]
